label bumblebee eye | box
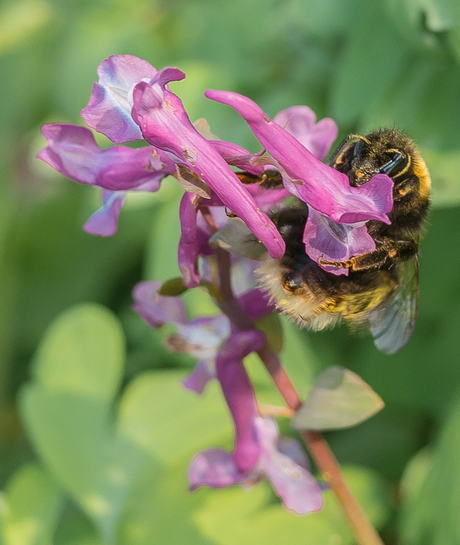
[281,271,305,293]
[380,151,408,176]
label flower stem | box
[260,351,385,545]
[202,207,384,545]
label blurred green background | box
[1,0,460,543]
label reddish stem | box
[201,206,384,545]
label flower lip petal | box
[304,207,376,276]
[205,90,393,225]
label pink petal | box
[38,123,174,191]
[273,105,338,160]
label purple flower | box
[132,281,187,328]
[205,90,394,268]
[128,68,285,259]
[132,281,273,393]
[188,331,324,514]
[205,90,393,225]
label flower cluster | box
[38,54,393,280]
[38,54,395,514]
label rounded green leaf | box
[1,464,63,545]
[292,366,384,431]
[32,303,125,402]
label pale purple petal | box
[304,207,376,276]
[273,106,338,160]
[178,192,200,288]
[188,449,245,489]
[254,418,323,514]
[276,436,310,471]
[38,124,174,191]
[81,55,158,143]
[131,79,285,259]
[205,90,393,225]
[178,314,230,358]
[83,190,125,236]
[132,281,187,327]
[216,330,266,472]
[182,359,217,394]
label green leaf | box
[31,304,124,401]
[1,464,64,545]
[158,277,188,297]
[20,304,143,545]
[399,394,460,544]
[422,148,460,208]
[292,366,384,431]
[193,465,390,545]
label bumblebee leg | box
[320,240,418,272]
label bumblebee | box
[246,129,431,354]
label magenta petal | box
[82,55,158,143]
[205,90,393,225]
[254,418,323,514]
[216,330,266,473]
[132,80,285,259]
[178,193,200,288]
[83,190,125,236]
[188,449,245,489]
[132,281,187,327]
[304,207,376,276]
[273,106,338,160]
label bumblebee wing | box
[368,257,419,354]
